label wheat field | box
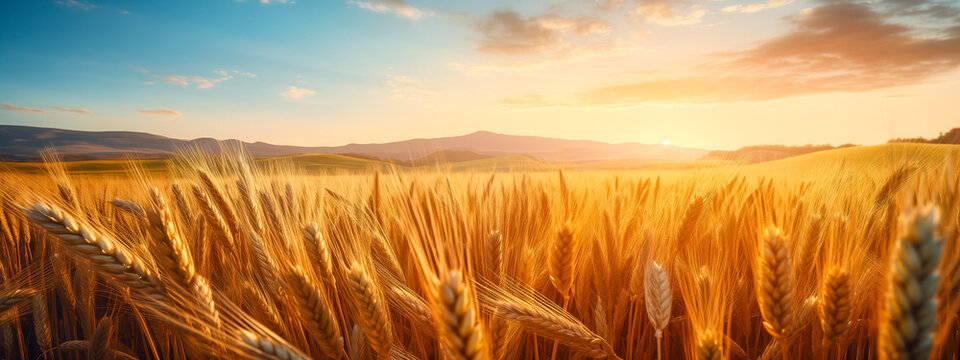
[0,146,958,360]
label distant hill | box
[0,125,709,163]
[889,127,960,144]
[702,144,858,163]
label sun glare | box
[662,140,671,146]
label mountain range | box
[0,125,709,163]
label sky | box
[1,0,958,150]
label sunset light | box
[1,2,959,360]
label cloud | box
[474,11,614,55]
[351,0,433,20]
[454,39,641,73]
[129,65,150,73]
[280,86,316,99]
[1,104,46,114]
[385,74,438,98]
[57,0,96,10]
[722,0,794,14]
[52,107,91,114]
[138,108,182,117]
[158,70,251,89]
[506,1,960,107]
[634,3,707,25]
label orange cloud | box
[508,1,960,106]
[634,3,706,26]
[139,108,182,117]
[2,104,46,114]
[53,107,91,114]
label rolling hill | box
[0,125,709,163]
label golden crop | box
[0,146,958,360]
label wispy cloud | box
[1,104,46,114]
[280,86,316,99]
[52,106,91,114]
[634,3,707,26]
[139,108,182,117]
[156,70,254,89]
[128,65,150,73]
[385,74,438,98]
[57,0,96,10]
[722,0,794,14]
[350,0,433,20]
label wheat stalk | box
[109,198,145,220]
[147,188,220,327]
[303,223,336,291]
[239,329,313,360]
[346,263,393,358]
[286,268,345,358]
[192,185,234,243]
[644,261,672,338]
[0,287,36,315]
[695,330,721,360]
[198,170,241,237]
[32,294,51,351]
[757,228,794,338]
[818,266,851,343]
[485,230,503,280]
[549,224,575,298]
[25,203,165,299]
[494,301,617,360]
[436,270,488,360]
[385,285,433,328]
[879,206,943,360]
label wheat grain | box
[757,228,794,338]
[879,206,943,360]
[549,224,575,298]
[239,329,312,360]
[286,267,345,358]
[819,266,851,343]
[494,301,616,360]
[25,203,165,299]
[643,261,671,338]
[346,263,393,358]
[436,270,488,360]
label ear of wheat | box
[346,263,394,358]
[757,228,794,338]
[303,223,336,291]
[31,294,51,351]
[818,266,851,343]
[0,287,37,315]
[493,301,618,360]
[879,206,943,360]
[549,224,575,298]
[239,329,313,360]
[25,203,165,299]
[435,270,488,360]
[286,267,345,358]
[644,261,672,339]
[695,329,721,360]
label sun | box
[662,140,671,146]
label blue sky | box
[2,0,959,149]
